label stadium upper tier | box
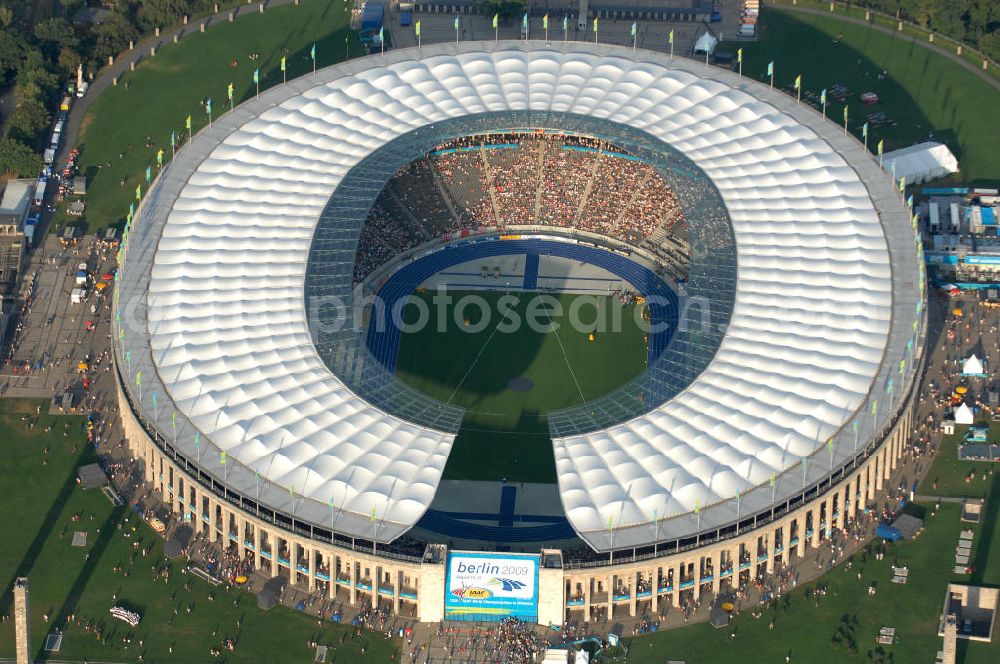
[115,42,923,551]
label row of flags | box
[481,13,659,40]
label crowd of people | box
[352,132,689,283]
[415,618,544,664]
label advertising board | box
[445,551,539,621]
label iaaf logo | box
[451,578,527,600]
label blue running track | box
[522,251,540,290]
[367,239,678,373]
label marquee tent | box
[883,142,959,184]
[955,402,975,425]
[962,355,987,376]
[693,32,718,55]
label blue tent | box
[876,524,902,541]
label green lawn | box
[625,416,1000,663]
[918,420,1000,499]
[75,0,360,232]
[0,399,397,663]
[725,8,1000,184]
[395,291,648,483]
[626,502,985,664]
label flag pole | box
[737,49,743,78]
[455,16,459,45]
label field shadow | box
[443,408,557,483]
[0,424,95,620]
[748,10,944,160]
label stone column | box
[765,528,776,575]
[252,524,262,570]
[650,567,659,613]
[290,540,299,585]
[672,562,682,608]
[711,550,721,594]
[848,476,859,519]
[208,497,218,542]
[307,548,316,591]
[606,574,613,620]
[373,564,382,608]
[583,576,592,621]
[628,571,637,617]
[392,570,402,614]
[334,553,339,599]
[349,560,357,605]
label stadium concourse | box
[112,42,923,627]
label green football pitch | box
[394,290,649,483]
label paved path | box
[774,4,1000,94]
[56,0,302,167]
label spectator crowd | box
[353,132,688,282]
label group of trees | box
[0,0,220,177]
[853,1,1000,60]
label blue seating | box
[416,508,577,543]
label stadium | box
[113,42,925,625]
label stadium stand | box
[352,133,690,283]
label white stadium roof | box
[117,42,923,550]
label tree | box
[6,96,50,145]
[138,0,191,32]
[0,29,27,86]
[979,31,1000,61]
[0,138,42,178]
[34,18,78,48]
[475,0,528,21]
[94,13,139,62]
[58,45,82,78]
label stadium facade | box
[114,42,926,624]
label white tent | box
[962,354,986,375]
[883,142,958,184]
[542,650,569,664]
[955,402,975,424]
[693,32,718,55]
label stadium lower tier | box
[116,358,919,625]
